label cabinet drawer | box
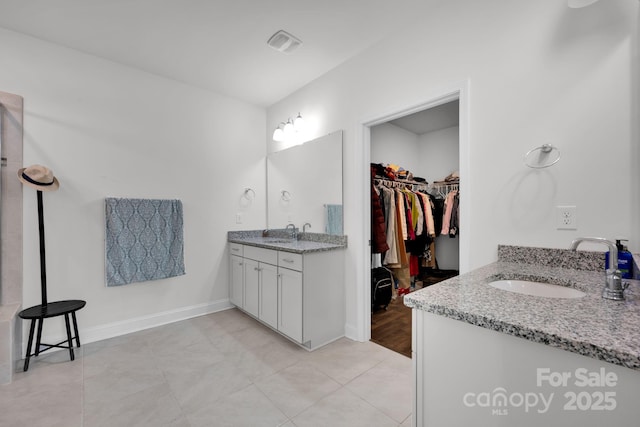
[229,242,243,256]
[278,251,303,271]
[244,245,278,265]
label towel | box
[105,198,185,286]
[325,204,343,235]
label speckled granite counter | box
[228,230,347,253]
[404,245,640,371]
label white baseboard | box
[344,322,363,342]
[22,299,233,354]
[82,299,233,344]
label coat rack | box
[17,165,86,371]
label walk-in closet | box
[369,100,460,357]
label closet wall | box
[371,117,459,270]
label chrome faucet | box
[286,223,298,240]
[569,237,629,300]
[303,222,311,233]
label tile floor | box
[0,308,413,427]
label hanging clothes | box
[440,190,458,236]
[371,165,461,291]
[448,192,460,237]
[380,186,399,265]
[371,168,390,254]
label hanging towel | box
[325,204,343,235]
[105,198,185,286]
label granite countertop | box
[228,230,347,254]
[404,245,640,371]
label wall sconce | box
[272,113,305,142]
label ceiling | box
[389,100,459,135]
[0,0,433,107]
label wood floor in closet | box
[371,270,459,358]
[371,296,412,358]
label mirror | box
[267,130,343,234]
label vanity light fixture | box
[272,113,305,142]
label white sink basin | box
[488,280,586,299]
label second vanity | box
[227,230,346,350]
[404,245,640,427]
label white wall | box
[417,126,459,184]
[370,123,420,172]
[266,0,639,340]
[0,28,267,342]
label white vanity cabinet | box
[229,242,345,350]
[229,243,244,308]
[277,253,303,342]
[243,246,279,329]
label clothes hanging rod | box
[428,182,459,198]
[373,177,429,190]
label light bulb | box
[273,125,284,142]
[283,119,294,136]
[293,113,305,132]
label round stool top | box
[19,300,86,319]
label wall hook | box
[243,188,256,200]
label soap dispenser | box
[605,239,633,280]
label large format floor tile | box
[1,308,412,426]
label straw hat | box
[17,164,60,192]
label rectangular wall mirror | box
[267,130,343,235]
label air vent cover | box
[267,30,302,54]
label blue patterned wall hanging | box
[105,198,185,286]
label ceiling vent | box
[267,30,302,54]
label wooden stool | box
[19,300,86,371]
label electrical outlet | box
[556,206,577,230]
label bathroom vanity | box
[404,245,640,427]
[228,230,346,350]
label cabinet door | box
[278,267,303,343]
[244,258,260,318]
[229,255,244,308]
[259,263,278,329]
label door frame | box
[355,80,471,342]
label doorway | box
[369,100,460,357]
[357,82,471,347]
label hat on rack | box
[17,164,60,192]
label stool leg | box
[71,311,81,347]
[34,318,44,356]
[64,314,75,361]
[23,319,36,372]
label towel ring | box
[524,144,561,168]
[243,188,256,200]
[281,190,291,201]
